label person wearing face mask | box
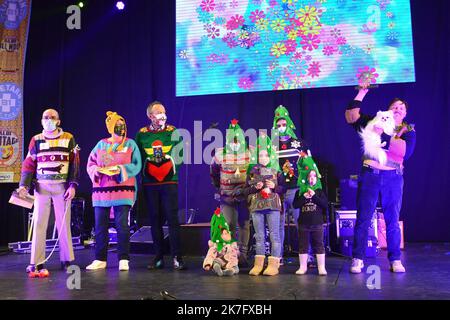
[293,158,328,276]
[345,86,416,274]
[210,119,253,268]
[243,134,285,276]
[272,105,312,265]
[135,101,186,270]
[86,112,142,271]
[18,109,80,277]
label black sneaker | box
[173,256,186,270]
[147,256,164,270]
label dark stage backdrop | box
[1,0,449,246]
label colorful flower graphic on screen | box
[176,0,415,96]
[357,66,379,87]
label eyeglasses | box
[277,124,287,127]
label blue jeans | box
[353,166,403,262]
[252,210,281,257]
[279,188,300,257]
[94,205,130,261]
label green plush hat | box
[210,208,236,251]
[225,119,247,154]
[297,156,322,194]
[248,133,280,172]
[272,105,298,139]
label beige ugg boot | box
[263,256,280,276]
[317,254,327,276]
[249,255,265,276]
[295,254,309,275]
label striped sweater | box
[210,147,253,204]
[20,129,80,188]
[87,138,142,207]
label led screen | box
[176,0,415,96]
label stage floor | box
[0,243,449,300]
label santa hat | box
[297,155,323,194]
[210,208,235,251]
[272,105,298,139]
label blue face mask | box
[42,119,57,132]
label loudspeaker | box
[335,210,379,257]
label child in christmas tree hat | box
[297,155,322,194]
[203,208,239,276]
[272,105,298,139]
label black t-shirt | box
[293,189,328,225]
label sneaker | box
[28,268,50,278]
[173,256,186,270]
[390,260,406,273]
[147,256,164,270]
[86,260,107,270]
[350,258,364,274]
[119,260,129,271]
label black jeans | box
[94,205,130,261]
[144,184,181,258]
[298,224,325,254]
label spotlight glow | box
[78,2,84,8]
[116,1,125,10]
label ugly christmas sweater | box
[20,128,80,188]
[210,147,253,204]
[135,125,183,186]
[277,135,309,189]
[87,138,142,207]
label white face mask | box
[152,113,167,128]
[42,119,58,132]
[278,126,287,134]
[229,143,241,152]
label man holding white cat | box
[345,86,416,274]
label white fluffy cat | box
[359,110,396,165]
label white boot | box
[316,254,327,276]
[295,254,308,275]
[86,260,107,270]
[119,260,129,271]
